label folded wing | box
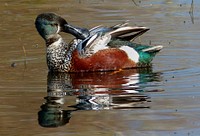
[73,21,150,57]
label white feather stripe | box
[119,46,139,63]
[89,34,111,53]
[89,25,103,32]
[86,33,99,47]
[142,45,163,52]
[108,26,148,35]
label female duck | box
[35,13,163,72]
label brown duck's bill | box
[64,24,90,40]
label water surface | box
[0,0,200,136]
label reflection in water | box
[189,0,194,24]
[38,96,73,127]
[38,69,162,127]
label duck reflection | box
[38,69,162,127]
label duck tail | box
[138,45,163,67]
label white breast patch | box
[119,46,139,63]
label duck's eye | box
[51,23,58,27]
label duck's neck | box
[46,34,76,72]
[46,36,60,46]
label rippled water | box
[0,0,200,135]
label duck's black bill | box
[64,24,90,40]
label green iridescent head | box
[35,13,89,40]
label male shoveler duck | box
[35,13,163,72]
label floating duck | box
[35,13,163,72]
